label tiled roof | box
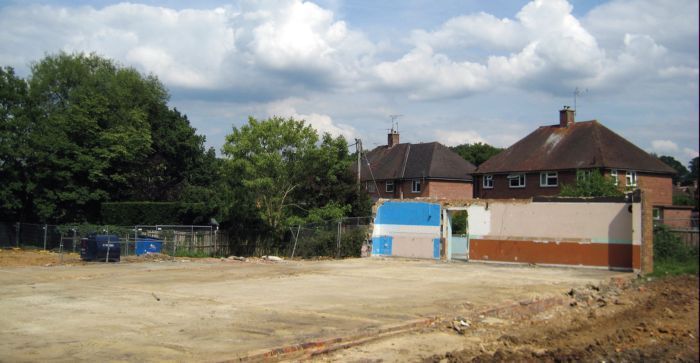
[360,142,476,181]
[477,120,676,174]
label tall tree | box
[0,67,32,221]
[0,52,214,223]
[687,157,699,184]
[450,142,503,166]
[658,155,688,185]
[221,117,369,241]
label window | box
[577,169,592,181]
[539,171,558,187]
[411,179,422,193]
[507,173,526,188]
[626,170,637,187]
[610,169,618,186]
[653,208,661,221]
[366,182,376,193]
[483,175,494,189]
[385,180,395,193]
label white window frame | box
[610,169,618,186]
[483,175,494,189]
[507,173,526,188]
[577,169,592,181]
[366,182,376,193]
[626,170,637,187]
[539,171,558,187]
[411,179,422,193]
[385,180,395,193]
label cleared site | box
[0,256,624,362]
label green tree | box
[221,117,370,243]
[687,157,698,184]
[450,142,502,166]
[222,116,320,237]
[559,170,624,197]
[0,66,32,221]
[0,52,215,223]
[658,155,688,185]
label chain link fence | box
[1,217,373,260]
[0,222,230,257]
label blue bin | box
[135,237,163,256]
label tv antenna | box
[573,87,589,114]
[388,114,402,133]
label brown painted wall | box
[427,180,473,200]
[469,239,640,270]
[661,207,694,228]
[476,171,578,199]
[636,174,673,206]
[367,179,473,200]
[475,170,673,206]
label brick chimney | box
[388,131,400,148]
[560,106,575,127]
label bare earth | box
[0,249,696,362]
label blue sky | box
[0,0,697,165]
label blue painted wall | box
[371,236,393,255]
[374,201,441,226]
[433,238,441,259]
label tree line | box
[0,53,370,245]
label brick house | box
[474,108,677,212]
[359,131,476,200]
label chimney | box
[559,106,575,127]
[388,131,400,148]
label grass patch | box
[651,258,699,277]
[652,224,699,277]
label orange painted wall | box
[469,239,640,270]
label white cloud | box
[0,1,373,93]
[266,98,357,140]
[434,130,486,146]
[651,139,679,153]
[684,148,699,159]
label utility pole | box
[355,138,363,192]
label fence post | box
[15,222,20,248]
[43,224,47,250]
[72,229,77,253]
[336,220,342,259]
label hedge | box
[101,202,212,226]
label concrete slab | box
[0,258,625,361]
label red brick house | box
[474,108,677,210]
[359,131,476,200]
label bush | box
[652,224,699,276]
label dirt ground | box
[0,249,624,362]
[1,249,696,362]
[422,274,699,363]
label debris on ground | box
[450,317,471,334]
[262,255,284,262]
[426,274,699,362]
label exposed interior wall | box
[467,200,641,270]
[371,201,441,259]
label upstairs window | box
[610,169,619,186]
[626,170,637,187]
[385,180,395,193]
[539,171,558,187]
[411,179,422,193]
[507,173,526,188]
[483,175,494,189]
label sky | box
[0,0,698,165]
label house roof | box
[477,120,676,175]
[360,142,476,182]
